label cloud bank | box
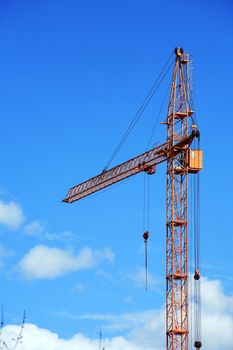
[1,324,142,350]
[2,276,232,350]
[18,245,114,279]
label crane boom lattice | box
[63,131,197,204]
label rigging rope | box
[142,171,151,291]
[145,80,171,151]
[141,76,171,292]
[143,230,149,291]
[147,176,150,231]
[190,173,194,349]
[143,174,146,232]
[103,52,174,171]
[193,134,202,349]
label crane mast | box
[63,48,202,350]
[166,48,193,350]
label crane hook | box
[194,340,202,349]
[143,231,149,290]
[143,230,149,242]
[194,268,200,280]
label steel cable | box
[103,52,174,171]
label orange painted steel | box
[63,130,196,203]
[165,48,192,350]
[63,48,200,350]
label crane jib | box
[63,130,197,204]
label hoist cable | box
[145,239,148,291]
[103,53,174,171]
[147,176,150,230]
[193,134,202,347]
[189,173,194,349]
[143,165,151,232]
[143,174,146,232]
[145,80,171,151]
[187,55,198,128]
[143,174,149,291]
[143,230,149,291]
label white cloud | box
[18,245,114,280]
[201,277,233,313]
[200,276,233,349]
[0,200,24,230]
[24,221,45,236]
[53,309,164,348]
[96,267,160,292]
[1,277,232,349]
[53,276,233,350]
[44,230,75,241]
[128,266,158,291]
[24,220,76,241]
[1,324,143,350]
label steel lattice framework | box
[63,131,196,203]
[166,48,192,350]
[63,48,201,350]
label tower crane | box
[63,48,203,350]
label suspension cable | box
[147,177,150,231]
[141,70,171,292]
[146,80,171,151]
[143,174,146,232]
[143,229,149,291]
[103,52,174,171]
[194,134,202,350]
[190,172,194,349]
[142,171,151,291]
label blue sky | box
[0,1,233,349]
